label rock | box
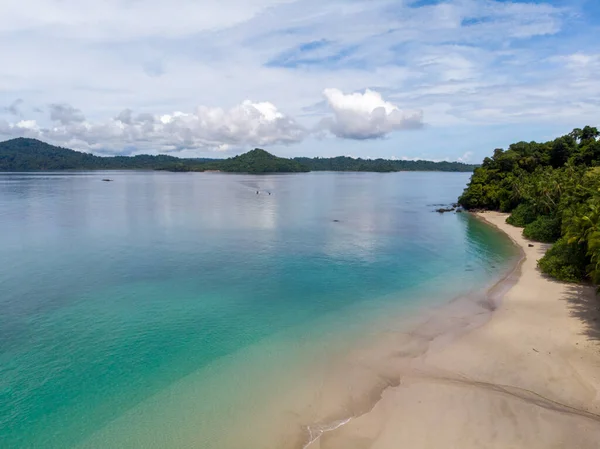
[436,207,455,213]
[528,244,534,247]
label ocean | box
[0,171,516,448]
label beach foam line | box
[313,212,600,449]
[303,417,353,449]
[296,231,524,449]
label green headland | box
[0,138,476,173]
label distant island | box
[0,137,477,173]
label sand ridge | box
[313,211,600,449]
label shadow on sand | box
[561,284,600,342]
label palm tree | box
[567,192,600,283]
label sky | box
[0,0,599,162]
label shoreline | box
[73,211,598,449]
[73,211,519,449]
[310,211,600,449]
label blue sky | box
[0,0,598,162]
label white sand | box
[83,212,600,449]
[314,211,600,449]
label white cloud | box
[0,0,596,160]
[16,120,39,130]
[457,151,474,163]
[552,52,600,70]
[0,92,424,152]
[0,0,293,41]
[319,88,423,139]
[0,101,307,154]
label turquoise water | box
[0,171,515,448]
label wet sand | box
[74,212,600,449]
[311,211,600,449]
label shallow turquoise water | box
[0,171,515,448]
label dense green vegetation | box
[0,138,476,173]
[294,156,476,172]
[458,126,600,285]
[220,149,309,173]
[160,148,310,173]
[0,138,210,170]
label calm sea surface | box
[0,171,515,448]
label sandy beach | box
[312,211,600,449]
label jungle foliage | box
[0,138,476,173]
[458,126,600,285]
[294,156,477,172]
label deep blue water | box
[0,171,515,448]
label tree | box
[581,126,600,143]
[550,136,574,168]
[459,126,600,284]
[0,138,477,173]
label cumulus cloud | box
[0,0,597,159]
[0,90,425,153]
[319,88,423,140]
[0,100,307,154]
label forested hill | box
[0,138,475,173]
[0,138,203,170]
[0,138,476,173]
[160,148,310,173]
[458,125,600,286]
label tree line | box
[0,138,477,173]
[294,156,476,172]
[459,126,600,285]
